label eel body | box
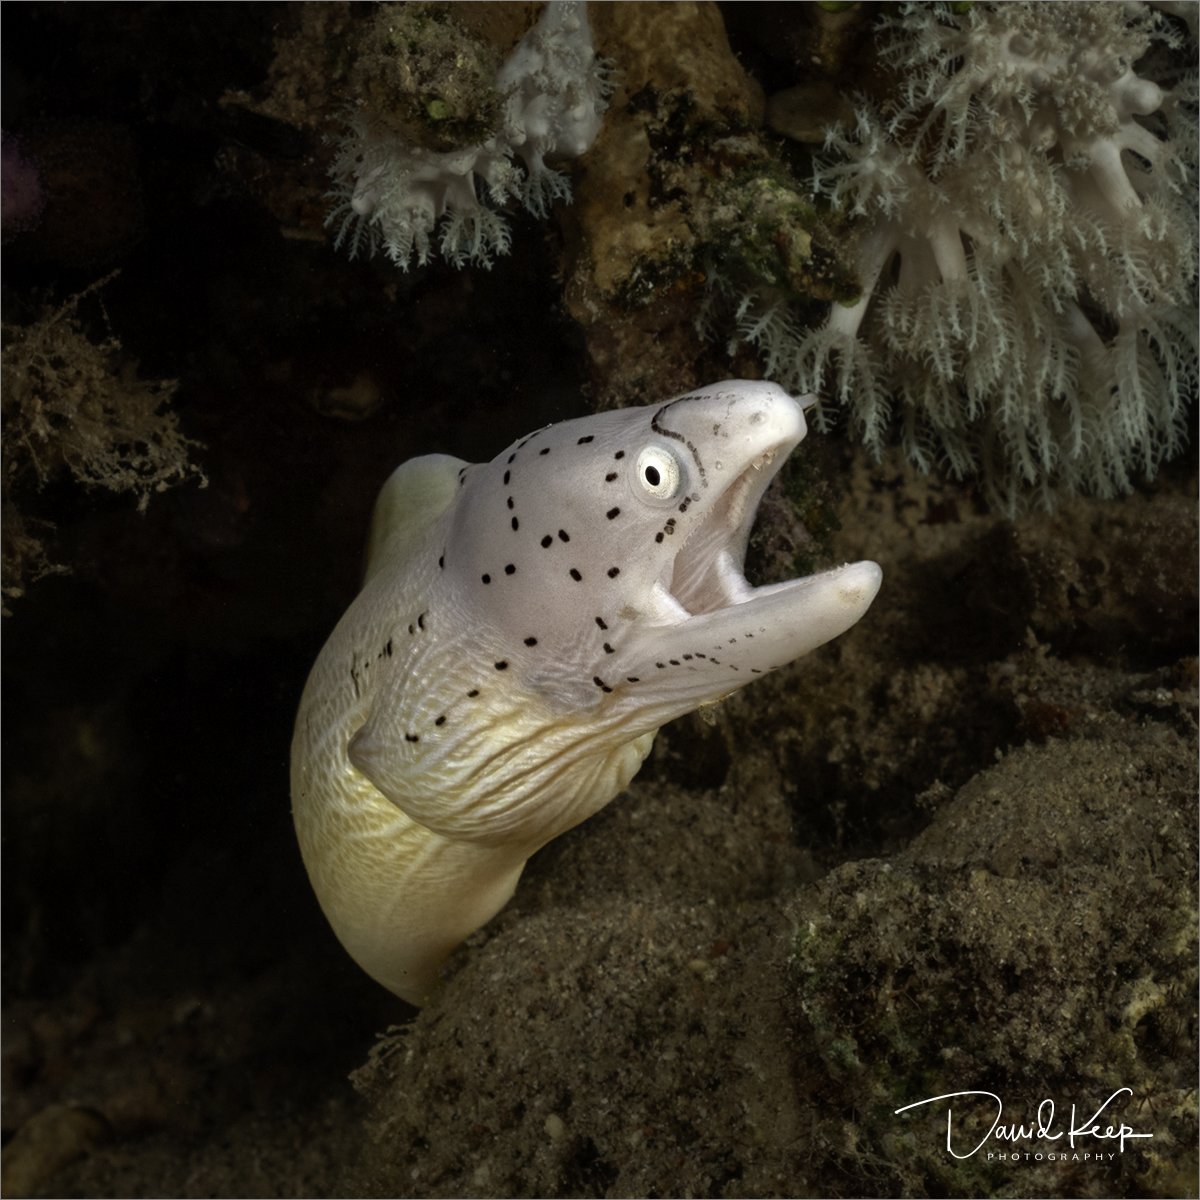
[291,381,881,1004]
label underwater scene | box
[2,3,1197,1197]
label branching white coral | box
[327,1,609,270]
[728,2,1197,511]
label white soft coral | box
[744,1,1196,511]
[327,1,608,270]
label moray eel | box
[291,380,881,1005]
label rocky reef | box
[221,0,1198,509]
[2,4,1196,1199]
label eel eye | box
[635,445,683,501]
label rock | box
[1,1104,110,1198]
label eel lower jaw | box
[622,558,882,723]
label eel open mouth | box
[617,381,880,715]
[661,440,796,618]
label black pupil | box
[645,465,661,487]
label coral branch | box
[327,1,609,271]
[714,1,1197,511]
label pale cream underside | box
[292,712,654,1005]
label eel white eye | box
[635,445,684,501]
